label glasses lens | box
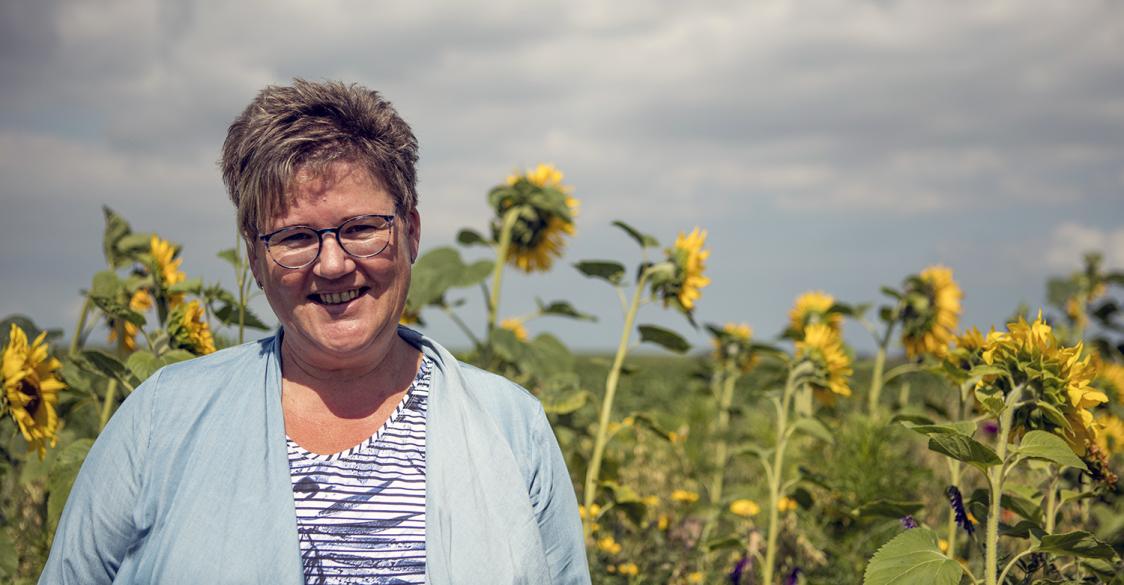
[266,227,319,268]
[339,215,392,257]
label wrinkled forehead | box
[260,160,393,227]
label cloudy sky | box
[2,0,1122,354]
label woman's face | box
[249,161,420,371]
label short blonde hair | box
[220,79,419,238]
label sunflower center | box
[18,379,41,414]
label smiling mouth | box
[309,287,367,305]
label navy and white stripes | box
[287,357,431,585]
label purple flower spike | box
[900,515,918,529]
[784,567,801,585]
[981,421,999,435]
[730,555,750,585]
[945,486,975,537]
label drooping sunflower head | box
[900,265,962,359]
[491,164,578,273]
[168,301,216,355]
[499,318,529,342]
[980,311,1108,454]
[795,322,853,402]
[787,291,842,338]
[2,323,65,459]
[150,234,186,306]
[1095,359,1124,404]
[651,227,711,314]
[710,322,757,373]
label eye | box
[271,229,315,247]
[342,216,389,238]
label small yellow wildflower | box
[939,538,949,553]
[642,495,659,507]
[686,572,704,584]
[2,324,65,459]
[617,563,639,576]
[579,503,602,520]
[671,489,699,504]
[729,498,760,517]
[777,496,798,512]
[597,536,622,555]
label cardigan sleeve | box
[529,405,592,585]
[38,369,158,585]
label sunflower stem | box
[99,378,118,432]
[867,320,895,415]
[69,296,93,355]
[700,361,739,551]
[985,384,1023,585]
[582,267,651,541]
[1044,465,1059,533]
[486,208,521,341]
[763,364,804,585]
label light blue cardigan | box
[40,327,591,584]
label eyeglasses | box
[258,214,396,269]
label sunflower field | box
[3,164,1124,584]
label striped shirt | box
[286,357,431,585]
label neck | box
[279,332,420,416]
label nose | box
[312,231,355,279]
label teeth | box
[317,289,360,305]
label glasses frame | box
[257,213,397,269]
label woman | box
[41,80,590,585]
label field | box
[2,165,1123,584]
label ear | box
[404,208,421,264]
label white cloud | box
[1045,222,1124,272]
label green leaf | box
[611,220,659,248]
[863,527,962,585]
[1016,430,1088,472]
[974,385,1005,416]
[791,417,834,444]
[102,205,132,268]
[125,350,162,383]
[47,438,94,534]
[1037,531,1118,561]
[704,537,743,552]
[90,270,123,300]
[889,413,936,426]
[216,248,240,267]
[854,499,925,520]
[539,386,590,415]
[168,277,203,295]
[213,303,271,330]
[77,350,134,388]
[637,324,691,354]
[455,260,494,287]
[537,299,597,321]
[927,434,1001,470]
[456,228,492,247]
[897,420,976,436]
[573,260,626,285]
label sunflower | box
[168,301,215,355]
[494,164,579,273]
[711,322,757,373]
[652,227,711,313]
[788,291,842,336]
[900,266,962,359]
[795,323,853,401]
[151,234,186,307]
[1096,360,1124,403]
[108,288,153,350]
[941,326,992,384]
[499,318,529,342]
[1096,414,1124,455]
[2,324,65,459]
[980,311,1107,453]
